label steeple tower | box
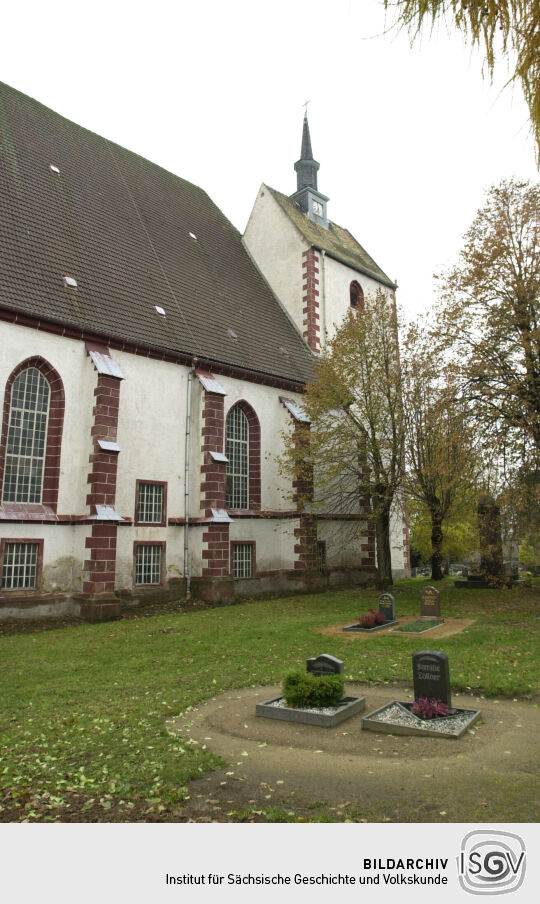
[290,112,329,229]
[294,113,319,191]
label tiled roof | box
[267,186,396,289]
[0,83,313,384]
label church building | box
[0,83,409,621]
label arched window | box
[225,401,261,510]
[350,280,364,311]
[0,358,64,509]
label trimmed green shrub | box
[282,669,345,708]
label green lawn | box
[0,578,538,822]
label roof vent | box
[154,305,166,317]
[49,164,60,174]
[189,232,197,241]
[63,276,77,289]
[279,346,290,357]
[227,328,238,340]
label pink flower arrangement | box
[359,608,386,628]
[411,697,450,719]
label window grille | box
[137,483,163,522]
[232,543,253,578]
[135,545,162,584]
[2,368,50,503]
[1,542,39,590]
[226,406,248,508]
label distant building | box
[0,84,409,620]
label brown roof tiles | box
[0,82,313,385]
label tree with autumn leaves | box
[435,177,540,565]
[282,178,539,582]
[436,178,540,454]
[401,323,481,579]
[281,291,404,587]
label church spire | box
[294,113,320,192]
[300,113,313,160]
[290,110,329,229]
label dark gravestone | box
[378,592,395,623]
[306,654,344,676]
[478,495,504,580]
[412,650,451,707]
[419,585,441,621]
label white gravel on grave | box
[370,702,476,735]
[268,697,341,715]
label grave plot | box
[390,586,444,633]
[362,650,481,739]
[391,619,443,634]
[343,592,398,632]
[256,653,366,727]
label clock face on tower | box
[312,200,323,217]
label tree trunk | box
[430,507,444,581]
[375,504,393,588]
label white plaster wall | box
[115,524,185,589]
[320,255,394,349]
[0,522,87,592]
[243,186,306,339]
[317,520,368,568]
[115,351,187,521]
[0,322,405,592]
[0,323,95,513]
[220,376,302,511]
[390,505,407,576]
[190,379,204,518]
[229,518,297,571]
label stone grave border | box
[361,701,482,739]
[343,619,398,633]
[255,694,366,727]
[390,619,443,635]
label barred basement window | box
[137,483,163,523]
[226,406,248,508]
[2,367,50,503]
[1,542,39,590]
[231,543,253,578]
[135,544,162,585]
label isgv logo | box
[457,830,526,895]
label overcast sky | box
[2,0,538,321]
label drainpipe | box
[184,363,195,599]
